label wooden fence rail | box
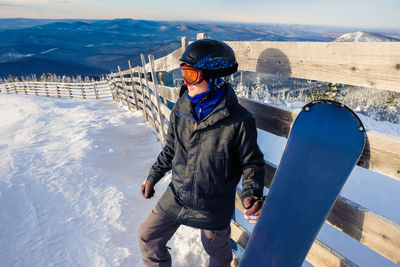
[108,34,400,266]
[110,41,400,93]
[0,81,112,100]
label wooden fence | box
[0,80,112,100]
[109,33,400,266]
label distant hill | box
[334,31,400,42]
[0,18,99,30]
[1,18,399,78]
[0,57,108,77]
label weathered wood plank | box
[239,97,400,182]
[238,97,296,137]
[152,47,182,72]
[23,82,28,94]
[110,69,130,76]
[118,66,132,110]
[226,41,400,92]
[149,54,166,145]
[45,82,49,97]
[147,88,171,119]
[359,131,400,181]
[113,77,134,83]
[197,32,208,40]
[308,240,358,267]
[93,83,99,99]
[136,67,149,121]
[146,83,179,103]
[327,196,400,265]
[160,103,171,121]
[4,81,108,86]
[158,85,179,103]
[141,54,158,130]
[181,36,188,54]
[230,213,357,267]
[230,220,250,249]
[128,61,140,111]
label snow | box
[334,31,400,42]
[1,93,399,266]
[40,48,59,54]
[0,52,35,63]
[0,48,58,63]
[0,94,208,266]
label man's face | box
[187,79,209,97]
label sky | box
[0,0,399,29]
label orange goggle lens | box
[181,68,199,84]
[180,64,203,85]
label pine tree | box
[252,74,269,102]
[233,71,250,98]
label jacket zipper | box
[194,107,202,130]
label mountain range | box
[0,18,399,78]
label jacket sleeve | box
[146,112,175,185]
[237,113,265,201]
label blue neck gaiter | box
[187,78,226,122]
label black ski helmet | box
[179,39,238,79]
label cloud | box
[0,1,20,6]
[0,0,70,6]
[0,0,45,5]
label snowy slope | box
[334,31,400,42]
[0,94,208,266]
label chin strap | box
[204,77,225,100]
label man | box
[138,39,265,267]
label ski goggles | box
[180,63,204,85]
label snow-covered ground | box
[0,94,208,266]
[0,94,399,266]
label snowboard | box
[239,100,365,267]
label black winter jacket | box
[147,84,265,230]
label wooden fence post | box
[80,82,86,99]
[110,77,120,103]
[13,82,18,94]
[181,36,188,54]
[136,66,149,121]
[23,82,28,94]
[45,82,49,97]
[128,60,140,111]
[148,54,166,144]
[118,66,132,110]
[56,82,61,97]
[67,83,72,98]
[5,83,9,93]
[197,33,208,40]
[107,75,113,100]
[141,54,158,132]
[34,83,38,95]
[108,74,115,101]
[138,63,149,122]
[93,83,99,99]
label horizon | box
[1,0,399,30]
[1,17,400,33]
